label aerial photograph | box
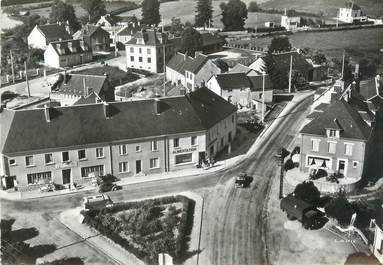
[0,0,382,264]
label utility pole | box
[341,50,345,80]
[24,61,31,97]
[336,10,339,28]
[9,50,15,83]
[162,15,167,97]
[288,54,293,94]
[261,72,265,123]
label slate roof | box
[359,78,382,100]
[37,24,71,40]
[306,111,322,120]
[345,2,361,10]
[270,51,313,72]
[74,25,108,38]
[117,25,140,36]
[230,63,253,74]
[1,87,236,155]
[213,73,272,91]
[200,33,225,46]
[126,30,167,46]
[167,52,209,74]
[300,100,372,140]
[248,75,273,91]
[49,39,92,56]
[51,74,109,97]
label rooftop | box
[167,52,209,74]
[359,77,382,100]
[212,72,272,91]
[1,87,236,155]
[35,23,71,40]
[49,39,92,56]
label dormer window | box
[328,129,337,137]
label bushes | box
[325,195,354,226]
[293,181,321,207]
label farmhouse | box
[73,25,111,53]
[338,1,367,23]
[0,87,237,191]
[44,39,93,68]
[27,23,71,50]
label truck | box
[280,194,325,229]
[83,194,113,211]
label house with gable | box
[338,1,367,23]
[299,100,374,182]
[166,52,223,91]
[49,72,115,106]
[27,23,72,50]
[359,75,383,115]
[73,25,110,53]
[44,39,92,68]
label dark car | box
[235,173,248,188]
[98,182,122,193]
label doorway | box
[136,160,142,174]
[62,169,71,184]
[338,159,346,176]
[4,176,15,189]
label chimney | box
[44,104,51,122]
[154,98,160,115]
[103,102,111,119]
[183,52,188,61]
[376,74,381,90]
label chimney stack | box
[44,104,51,122]
[103,102,111,119]
[154,98,160,115]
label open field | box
[261,0,383,17]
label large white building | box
[125,29,173,73]
[338,2,367,23]
[27,23,71,50]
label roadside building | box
[170,32,225,55]
[166,52,223,91]
[44,39,93,69]
[229,63,260,76]
[299,100,374,180]
[27,23,71,50]
[73,25,110,53]
[281,9,301,31]
[49,73,115,106]
[206,72,273,111]
[116,25,141,45]
[0,87,237,191]
[338,2,367,23]
[125,29,173,73]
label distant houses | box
[44,39,92,68]
[73,25,111,53]
[281,10,301,31]
[338,1,367,23]
[27,23,72,50]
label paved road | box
[1,94,313,265]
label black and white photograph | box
[0,0,382,264]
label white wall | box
[206,76,222,97]
[28,26,47,50]
[44,45,60,68]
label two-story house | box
[338,2,367,23]
[49,72,115,106]
[73,25,110,53]
[299,100,374,180]
[0,87,237,191]
[125,29,173,73]
[27,23,72,50]
[166,52,223,91]
[281,14,301,31]
[44,39,93,68]
[206,72,273,111]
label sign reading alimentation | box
[172,147,197,154]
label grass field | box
[261,0,383,17]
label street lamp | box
[274,147,290,199]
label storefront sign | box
[172,147,197,154]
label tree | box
[180,26,203,55]
[141,0,160,26]
[248,1,261,12]
[195,0,213,28]
[81,0,107,23]
[312,53,327,65]
[268,36,292,53]
[220,0,248,31]
[325,194,354,226]
[293,181,320,206]
[358,58,377,79]
[263,51,288,90]
[169,17,184,35]
[49,0,80,32]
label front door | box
[338,160,346,175]
[62,169,71,184]
[4,176,15,189]
[136,160,142,174]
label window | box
[150,158,160,169]
[130,56,134,62]
[147,48,151,54]
[175,153,192,165]
[25,156,34,167]
[232,115,235,123]
[78,150,86,160]
[130,47,134,53]
[191,136,197,146]
[328,129,337,137]
[119,162,129,173]
[81,165,104,178]
[228,132,232,142]
[259,93,263,99]
[45,153,53,164]
[27,171,51,184]
[139,48,142,54]
[345,143,353,156]
[139,57,142,62]
[62,152,69,162]
[328,142,336,154]
[311,139,320,152]
[9,159,16,166]
[119,144,128,155]
[151,141,158,151]
[353,161,358,168]
[174,138,179,148]
[147,57,151,63]
[96,147,104,158]
[135,145,141,152]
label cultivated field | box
[261,0,383,17]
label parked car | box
[83,194,113,211]
[98,182,122,193]
[40,183,55,192]
[235,173,249,188]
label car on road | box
[83,194,113,211]
[235,173,249,188]
[98,182,122,193]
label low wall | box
[311,179,358,194]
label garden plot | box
[82,195,195,265]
